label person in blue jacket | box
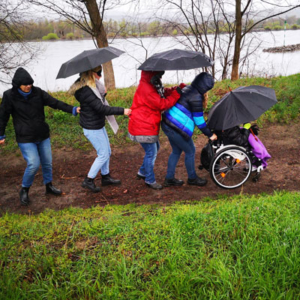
[161,72,217,187]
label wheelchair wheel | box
[210,146,252,189]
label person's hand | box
[0,139,5,145]
[176,87,182,95]
[124,108,132,116]
[209,133,218,141]
[76,107,81,114]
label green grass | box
[1,191,300,299]
[0,74,299,155]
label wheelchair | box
[199,138,263,189]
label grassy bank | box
[1,191,300,299]
[0,74,299,155]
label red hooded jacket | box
[128,71,181,137]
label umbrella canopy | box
[207,85,277,130]
[56,46,125,79]
[138,49,213,71]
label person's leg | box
[100,127,111,176]
[84,128,110,179]
[182,138,197,179]
[161,125,206,186]
[82,128,108,192]
[140,142,159,184]
[18,142,41,205]
[38,138,52,184]
[18,142,41,188]
[38,138,62,195]
[183,138,207,186]
[100,128,121,186]
[161,122,183,180]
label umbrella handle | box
[250,128,258,141]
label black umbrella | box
[138,49,213,71]
[207,85,277,130]
[56,46,125,79]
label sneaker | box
[187,176,207,187]
[163,178,184,187]
[146,182,163,190]
[136,173,146,180]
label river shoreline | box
[263,43,300,53]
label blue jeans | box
[18,138,52,188]
[83,128,111,179]
[161,122,197,179]
[139,141,160,184]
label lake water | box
[0,30,299,96]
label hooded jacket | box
[162,72,214,140]
[0,67,74,143]
[128,71,181,138]
[69,78,124,130]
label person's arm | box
[0,93,13,143]
[164,83,186,97]
[189,94,214,138]
[41,89,78,115]
[145,88,181,112]
[83,87,124,116]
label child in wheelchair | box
[200,123,271,187]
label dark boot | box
[82,176,101,193]
[19,187,30,206]
[101,173,121,186]
[187,176,207,187]
[163,178,184,187]
[45,182,62,195]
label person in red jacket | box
[128,70,184,190]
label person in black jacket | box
[69,65,131,193]
[0,67,80,206]
[161,72,217,187]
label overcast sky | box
[105,0,300,21]
[21,0,300,22]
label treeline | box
[5,15,300,42]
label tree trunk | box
[231,0,242,81]
[84,0,116,90]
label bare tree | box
[231,0,300,80]
[157,0,300,81]
[0,0,37,84]
[26,0,134,90]
[157,0,237,79]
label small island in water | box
[263,43,300,53]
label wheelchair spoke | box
[210,147,252,189]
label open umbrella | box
[56,46,125,79]
[207,85,277,131]
[138,49,213,71]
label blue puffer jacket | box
[162,72,214,140]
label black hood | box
[191,72,214,94]
[12,67,34,88]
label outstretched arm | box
[0,93,13,141]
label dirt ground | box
[0,123,299,216]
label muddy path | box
[0,124,299,216]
